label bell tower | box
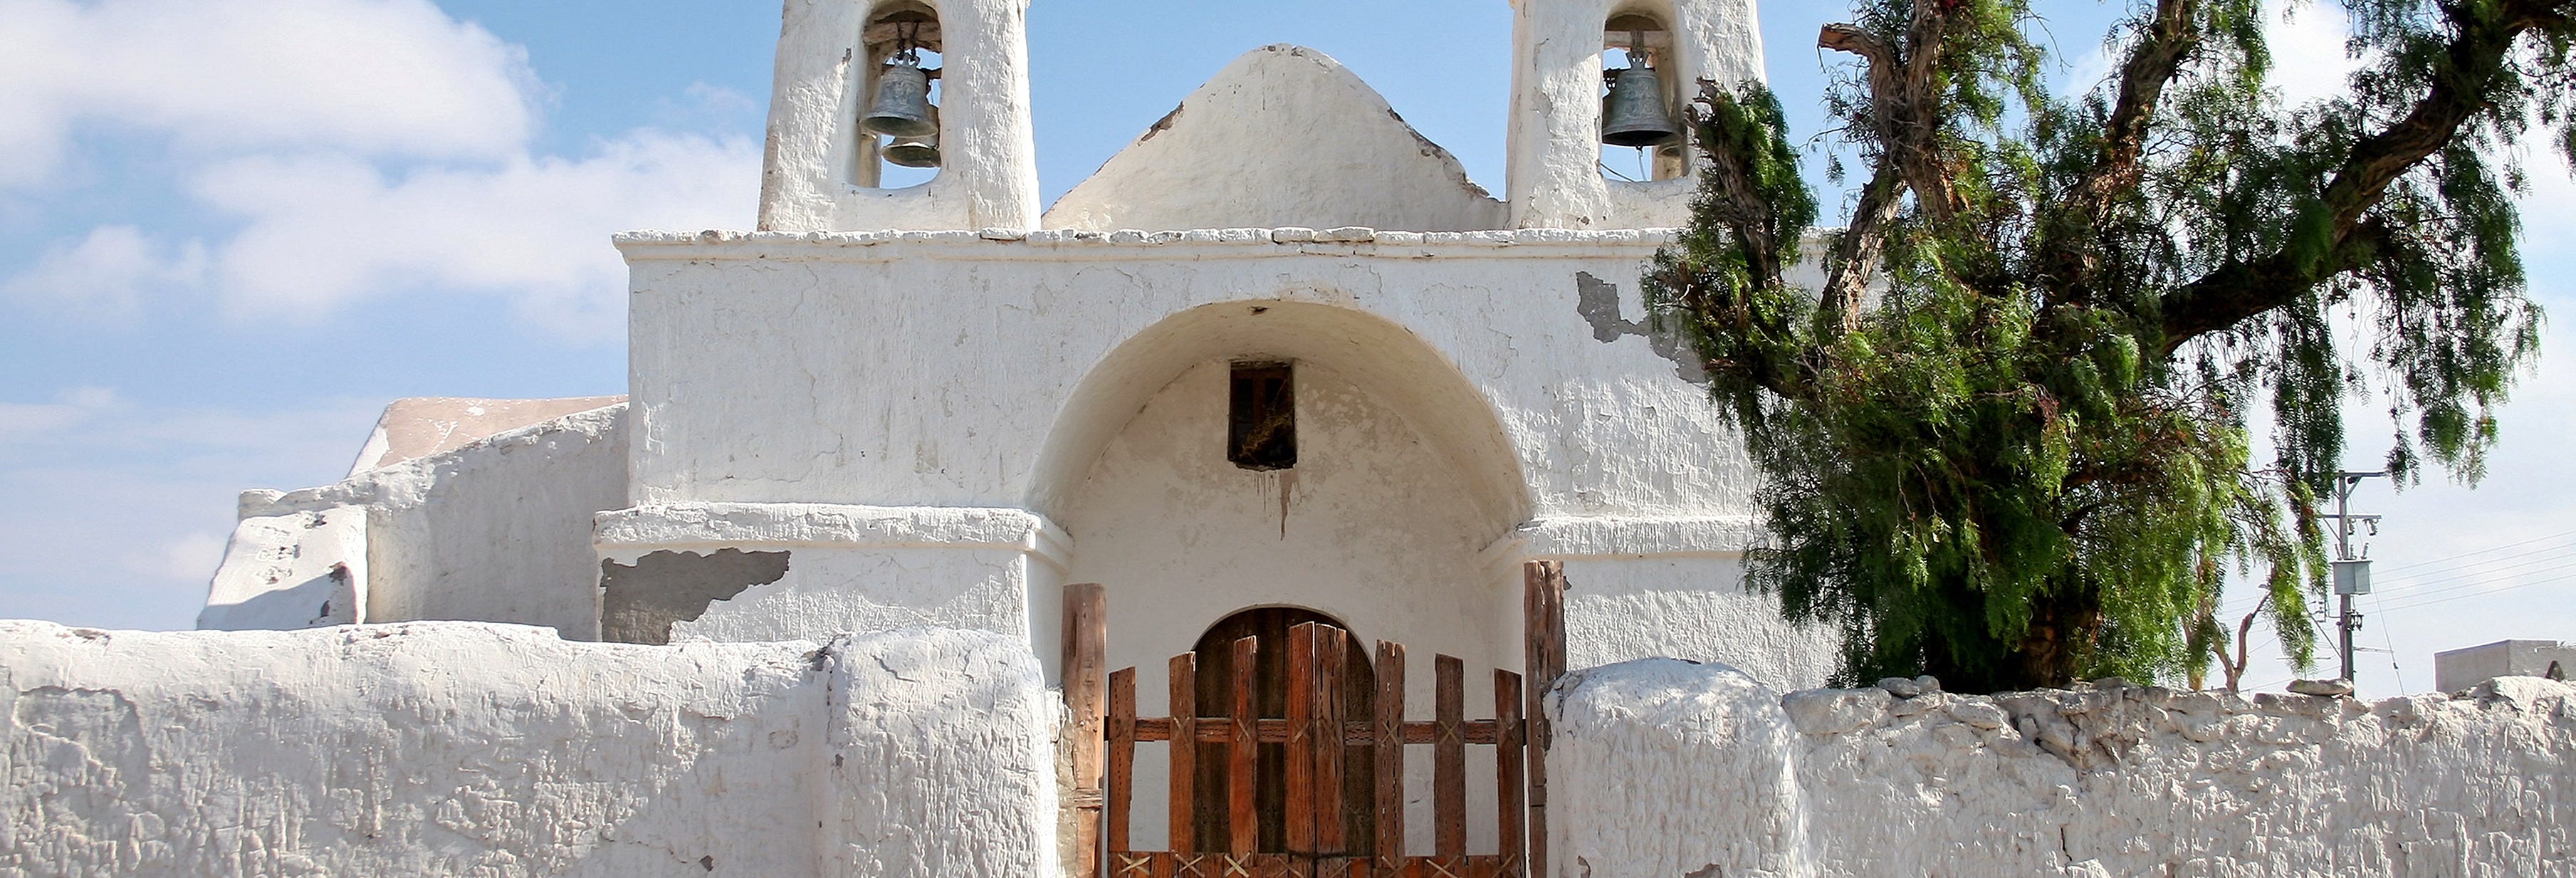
[1504,0,1765,229]
[758,0,1040,233]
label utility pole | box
[2322,471,2384,682]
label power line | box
[2377,567,2576,612]
[2375,545,2576,592]
[2217,536,2576,614]
[2370,527,2576,575]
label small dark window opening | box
[1229,361,1297,471]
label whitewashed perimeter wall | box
[0,622,1059,878]
[1551,659,2576,878]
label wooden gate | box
[1064,561,1569,878]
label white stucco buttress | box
[217,402,628,639]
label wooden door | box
[1189,608,1376,857]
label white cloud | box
[1,225,206,318]
[192,131,759,338]
[0,386,121,441]
[2263,1,2364,107]
[0,0,535,187]
[0,0,761,339]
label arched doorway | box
[1189,607,1376,857]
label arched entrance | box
[1190,607,1376,856]
[1033,298,1536,856]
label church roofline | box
[614,226,1682,261]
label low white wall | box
[1551,659,2576,877]
[0,621,1058,878]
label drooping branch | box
[2157,0,2570,352]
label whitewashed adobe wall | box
[0,622,1059,878]
[1550,659,2576,878]
[615,229,1836,687]
[213,403,628,639]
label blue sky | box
[1,0,2569,696]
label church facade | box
[201,0,1833,711]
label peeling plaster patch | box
[1139,103,1184,143]
[601,549,793,644]
[1575,271,1707,383]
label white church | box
[17,1,2570,875]
[200,0,1832,694]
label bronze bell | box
[863,61,937,139]
[1601,64,1682,148]
[884,108,941,167]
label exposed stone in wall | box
[1552,658,2575,877]
[0,621,1059,878]
[600,549,793,644]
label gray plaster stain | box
[600,549,793,644]
[1574,271,1707,383]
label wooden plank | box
[1493,670,1525,874]
[1228,636,1258,855]
[1169,653,1198,853]
[1158,718,1499,746]
[1314,626,1347,854]
[1109,667,1137,855]
[1433,654,1465,857]
[1522,561,1565,878]
[1285,623,1317,856]
[1065,582,1109,878]
[1373,641,1406,871]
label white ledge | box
[614,226,1681,261]
[595,502,1072,570]
[1477,515,1763,572]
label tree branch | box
[1818,11,1957,328]
[2157,0,2566,352]
[2046,0,2205,302]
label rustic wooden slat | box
[1373,641,1406,871]
[1109,667,1138,855]
[1314,626,1346,854]
[1492,669,1525,871]
[1065,582,1109,878]
[1433,654,1465,857]
[1169,654,1198,853]
[1160,718,1502,746]
[1522,561,1565,878]
[1285,623,1317,856]
[1228,636,1258,855]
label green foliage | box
[1648,0,2567,690]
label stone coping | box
[614,226,1684,260]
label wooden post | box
[1169,653,1198,853]
[1522,561,1566,878]
[1285,623,1318,857]
[1106,667,1136,858]
[1063,582,1109,878]
[1434,654,1466,858]
[1373,641,1407,872]
[1494,670,1527,877]
[1314,626,1347,855]
[1227,636,1259,855]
